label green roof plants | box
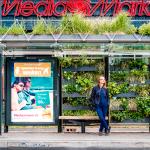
[7,22,25,35]
[139,23,150,35]
[61,13,93,34]
[94,12,137,34]
[94,19,111,34]
[0,12,149,36]
[0,26,8,35]
[32,18,56,35]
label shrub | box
[94,19,111,34]
[0,26,8,35]
[111,12,130,32]
[32,19,56,35]
[125,24,137,34]
[32,19,46,35]
[61,13,93,34]
[139,23,150,35]
[46,23,56,34]
[7,22,25,35]
[94,12,137,34]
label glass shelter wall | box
[0,40,150,131]
[58,42,150,123]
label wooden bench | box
[58,115,109,133]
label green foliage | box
[110,58,150,122]
[125,24,137,34]
[111,12,136,34]
[63,71,74,80]
[128,59,146,69]
[94,12,137,34]
[7,22,25,35]
[128,112,142,120]
[63,72,95,95]
[108,82,120,98]
[61,57,104,111]
[32,19,56,35]
[0,26,8,35]
[61,13,93,34]
[110,97,150,121]
[59,57,73,68]
[0,13,148,35]
[120,98,129,110]
[59,56,100,68]
[129,85,150,97]
[139,23,150,35]
[46,23,56,34]
[111,111,128,122]
[108,82,129,98]
[94,19,111,34]
[136,97,150,117]
[110,71,128,82]
[75,73,95,94]
[63,110,96,116]
[111,12,129,32]
[32,19,46,35]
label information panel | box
[8,57,57,124]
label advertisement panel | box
[10,59,55,123]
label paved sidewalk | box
[0,131,150,149]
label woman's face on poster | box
[15,82,24,92]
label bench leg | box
[81,122,85,133]
[4,125,8,133]
[58,119,62,133]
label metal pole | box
[0,54,2,135]
[105,56,111,130]
[4,56,8,133]
[104,56,109,81]
[58,62,62,133]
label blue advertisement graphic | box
[35,91,50,109]
[10,60,54,123]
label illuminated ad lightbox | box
[10,59,55,123]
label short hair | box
[12,77,24,88]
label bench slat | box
[59,116,108,120]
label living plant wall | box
[59,56,105,116]
[109,57,150,122]
[59,55,150,122]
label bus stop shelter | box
[0,34,150,134]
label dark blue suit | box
[90,85,109,132]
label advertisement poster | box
[11,62,54,123]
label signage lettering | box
[1,0,150,17]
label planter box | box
[63,104,90,110]
[0,34,149,43]
[63,66,97,72]
[63,92,87,98]
[113,92,137,98]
